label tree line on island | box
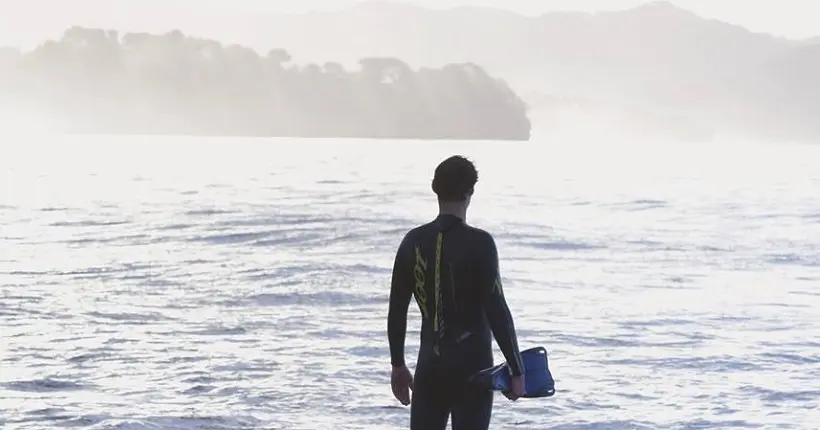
[0,27,531,140]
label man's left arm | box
[481,233,524,377]
[387,234,413,367]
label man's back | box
[388,214,523,429]
[395,214,520,371]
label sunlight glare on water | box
[1,134,819,429]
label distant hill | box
[0,28,531,140]
[232,2,785,99]
[217,0,817,142]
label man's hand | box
[390,365,413,406]
[503,375,526,401]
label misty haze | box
[2,0,820,141]
[1,1,819,430]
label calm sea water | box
[1,135,819,430]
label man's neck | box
[438,203,467,222]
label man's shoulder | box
[396,223,429,247]
[403,223,430,238]
[401,220,495,243]
[463,224,495,243]
[405,218,442,235]
[396,220,448,247]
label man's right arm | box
[481,233,524,376]
[387,233,414,368]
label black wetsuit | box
[387,214,524,430]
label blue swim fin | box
[468,346,556,398]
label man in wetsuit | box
[387,155,526,430]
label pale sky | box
[264,0,819,40]
[0,0,817,45]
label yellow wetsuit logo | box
[413,245,430,321]
[492,275,503,295]
[433,232,443,356]
[433,232,443,333]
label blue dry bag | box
[468,346,556,398]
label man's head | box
[431,155,478,205]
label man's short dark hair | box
[431,155,478,202]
